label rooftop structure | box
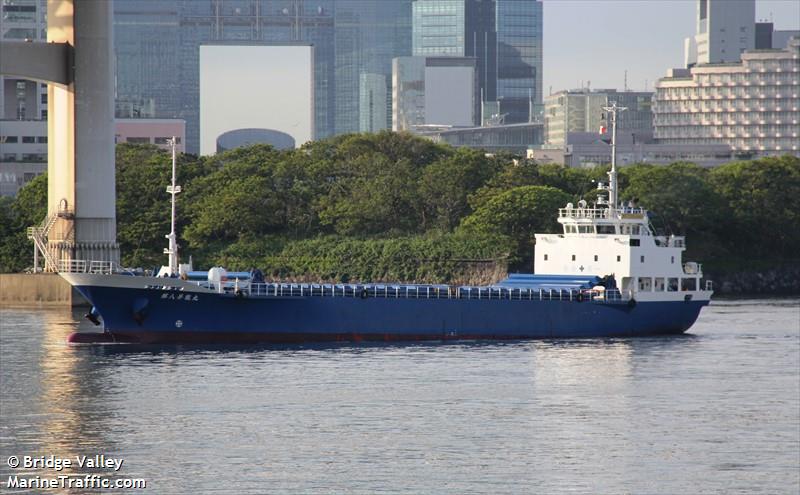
[421,121,543,153]
[684,0,755,67]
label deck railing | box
[214,281,625,304]
[59,259,118,274]
[558,207,647,220]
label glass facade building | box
[114,0,411,153]
[495,0,542,123]
[412,0,541,125]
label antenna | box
[624,70,628,91]
[600,102,627,212]
[164,136,181,276]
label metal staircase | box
[27,204,74,272]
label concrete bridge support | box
[47,0,119,267]
[2,0,119,270]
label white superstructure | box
[535,102,713,304]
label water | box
[1,299,798,494]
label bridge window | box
[654,278,665,291]
[564,224,576,234]
[681,278,697,291]
[638,277,652,291]
[630,239,640,247]
[22,136,35,143]
[126,137,150,144]
[578,225,594,234]
[668,278,679,291]
[597,225,616,234]
[0,136,17,144]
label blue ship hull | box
[70,281,709,344]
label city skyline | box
[544,0,800,95]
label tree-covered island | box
[1,132,798,293]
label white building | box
[685,0,755,67]
[654,37,800,157]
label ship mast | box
[601,102,627,212]
[164,137,181,276]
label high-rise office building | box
[335,1,412,135]
[114,0,411,154]
[412,0,542,124]
[684,0,755,67]
[495,0,543,123]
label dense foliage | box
[1,131,798,281]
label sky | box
[543,0,800,95]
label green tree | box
[469,161,602,211]
[418,148,499,230]
[315,154,422,235]
[620,162,723,237]
[0,173,47,272]
[461,185,571,269]
[708,155,800,259]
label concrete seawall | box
[0,273,87,307]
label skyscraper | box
[411,0,542,124]
[114,0,411,154]
[495,0,542,123]
[334,0,412,135]
[684,0,755,67]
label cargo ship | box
[60,104,712,344]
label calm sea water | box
[1,299,798,494]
